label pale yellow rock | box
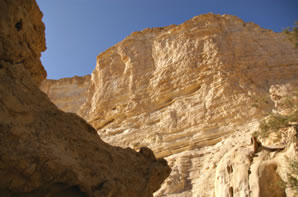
[269,83,298,115]
[45,13,298,196]
[78,14,297,157]
[40,75,91,114]
[79,14,297,197]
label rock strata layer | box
[79,14,297,157]
[73,14,297,196]
[0,0,171,196]
[41,75,91,114]
[35,11,298,197]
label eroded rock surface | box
[0,0,171,196]
[74,14,297,196]
[0,0,46,85]
[41,75,91,114]
[37,11,298,197]
[79,14,297,157]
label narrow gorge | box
[1,0,298,197]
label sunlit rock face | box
[41,75,91,114]
[79,14,297,155]
[0,0,171,196]
[77,13,298,196]
[41,13,298,196]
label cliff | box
[41,75,91,114]
[38,12,298,197]
[0,0,171,196]
[79,14,297,156]
[77,14,297,196]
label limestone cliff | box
[41,75,91,114]
[0,0,171,196]
[38,13,298,197]
[79,14,297,157]
[75,14,297,196]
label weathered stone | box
[41,75,91,114]
[0,1,171,196]
[78,14,297,158]
[78,14,297,197]
[39,13,298,197]
[0,0,46,85]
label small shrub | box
[280,94,298,109]
[283,21,298,48]
[251,95,270,109]
[256,110,298,138]
[282,157,298,194]
[287,110,298,123]
[281,97,294,108]
[251,103,259,108]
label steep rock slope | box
[41,75,91,113]
[79,13,297,156]
[0,0,171,196]
[74,14,298,196]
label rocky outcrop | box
[0,0,171,196]
[34,10,298,197]
[213,125,296,197]
[73,14,297,196]
[41,75,91,113]
[78,14,297,155]
[0,0,46,85]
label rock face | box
[0,0,171,196]
[75,14,297,196]
[0,0,46,85]
[36,11,298,197]
[78,14,297,157]
[41,75,91,114]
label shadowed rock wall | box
[0,1,171,196]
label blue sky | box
[36,0,298,79]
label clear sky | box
[36,0,298,79]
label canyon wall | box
[79,14,297,158]
[41,75,91,113]
[41,13,298,197]
[82,14,297,196]
[0,0,170,196]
